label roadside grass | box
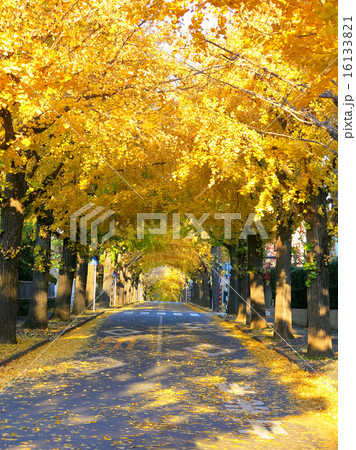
[0,312,101,363]
[0,313,112,393]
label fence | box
[18,281,56,299]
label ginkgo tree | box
[1,0,337,359]
[158,0,337,353]
[0,0,190,343]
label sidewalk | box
[0,311,103,365]
[229,312,338,388]
[190,303,338,389]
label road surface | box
[0,301,333,449]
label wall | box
[270,308,338,330]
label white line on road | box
[173,313,183,316]
[157,312,166,315]
[189,313,200,317]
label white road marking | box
[140,312,150,315]
[225,405,240,411]
[218,380,287,439]
[224,399,270,413]
[70,357,125,374]
[249,400,270,412]
[230,383,255,396]
[267,421,288,435]
[173,313,183,316]
[189,313,200,317]
[184,344,233,357]
[237,400,270,413]
[157,312,166,315]
[249,421,274,439]
[103,327,140,337]
[122,311,134,314]
[249,420,288,439]
[218,383,255,396]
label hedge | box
[270,258,338,309]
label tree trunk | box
[124,271,131,303]
[225,244,238,315]
[130,277,135,303]
[248,234,267,329]
[211,246,220,312]
[23,215,51,329]
[197,273,204,306]
[117,270,125,306]
[236,241,249,324]
[273,222,294,340]
[86,262,96,309]
[305,190,333,357]
[101,250,113,308]
[72,252,88,315]
[201,266,210,308]
[127,275,132,303]
[192,278,199,304]
[0,171,26,344]
[245,277,251,326]
[133,278,138,302]
[131,276,136,303]
[137,277,142,302]
[237,273,248,323]
[52,239,76,320]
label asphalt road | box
[0,302,331,449]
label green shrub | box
[49,274,58,285]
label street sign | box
[223,262,232,273]
[89,257,98,311]
[90,256,98,266]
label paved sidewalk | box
[191,305,338,388]
[229,311,338,388]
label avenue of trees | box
[1,0,337,357]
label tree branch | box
[204,38,308,90]
[24,162,65,207]
[0,108,16,150]
[247,125,338,154]
[319,90,338,107]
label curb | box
[187,303,212,313]
[0,311,105,368]
[55,311,105,338]
[0,339,50,368]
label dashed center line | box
[120,310,201,317]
